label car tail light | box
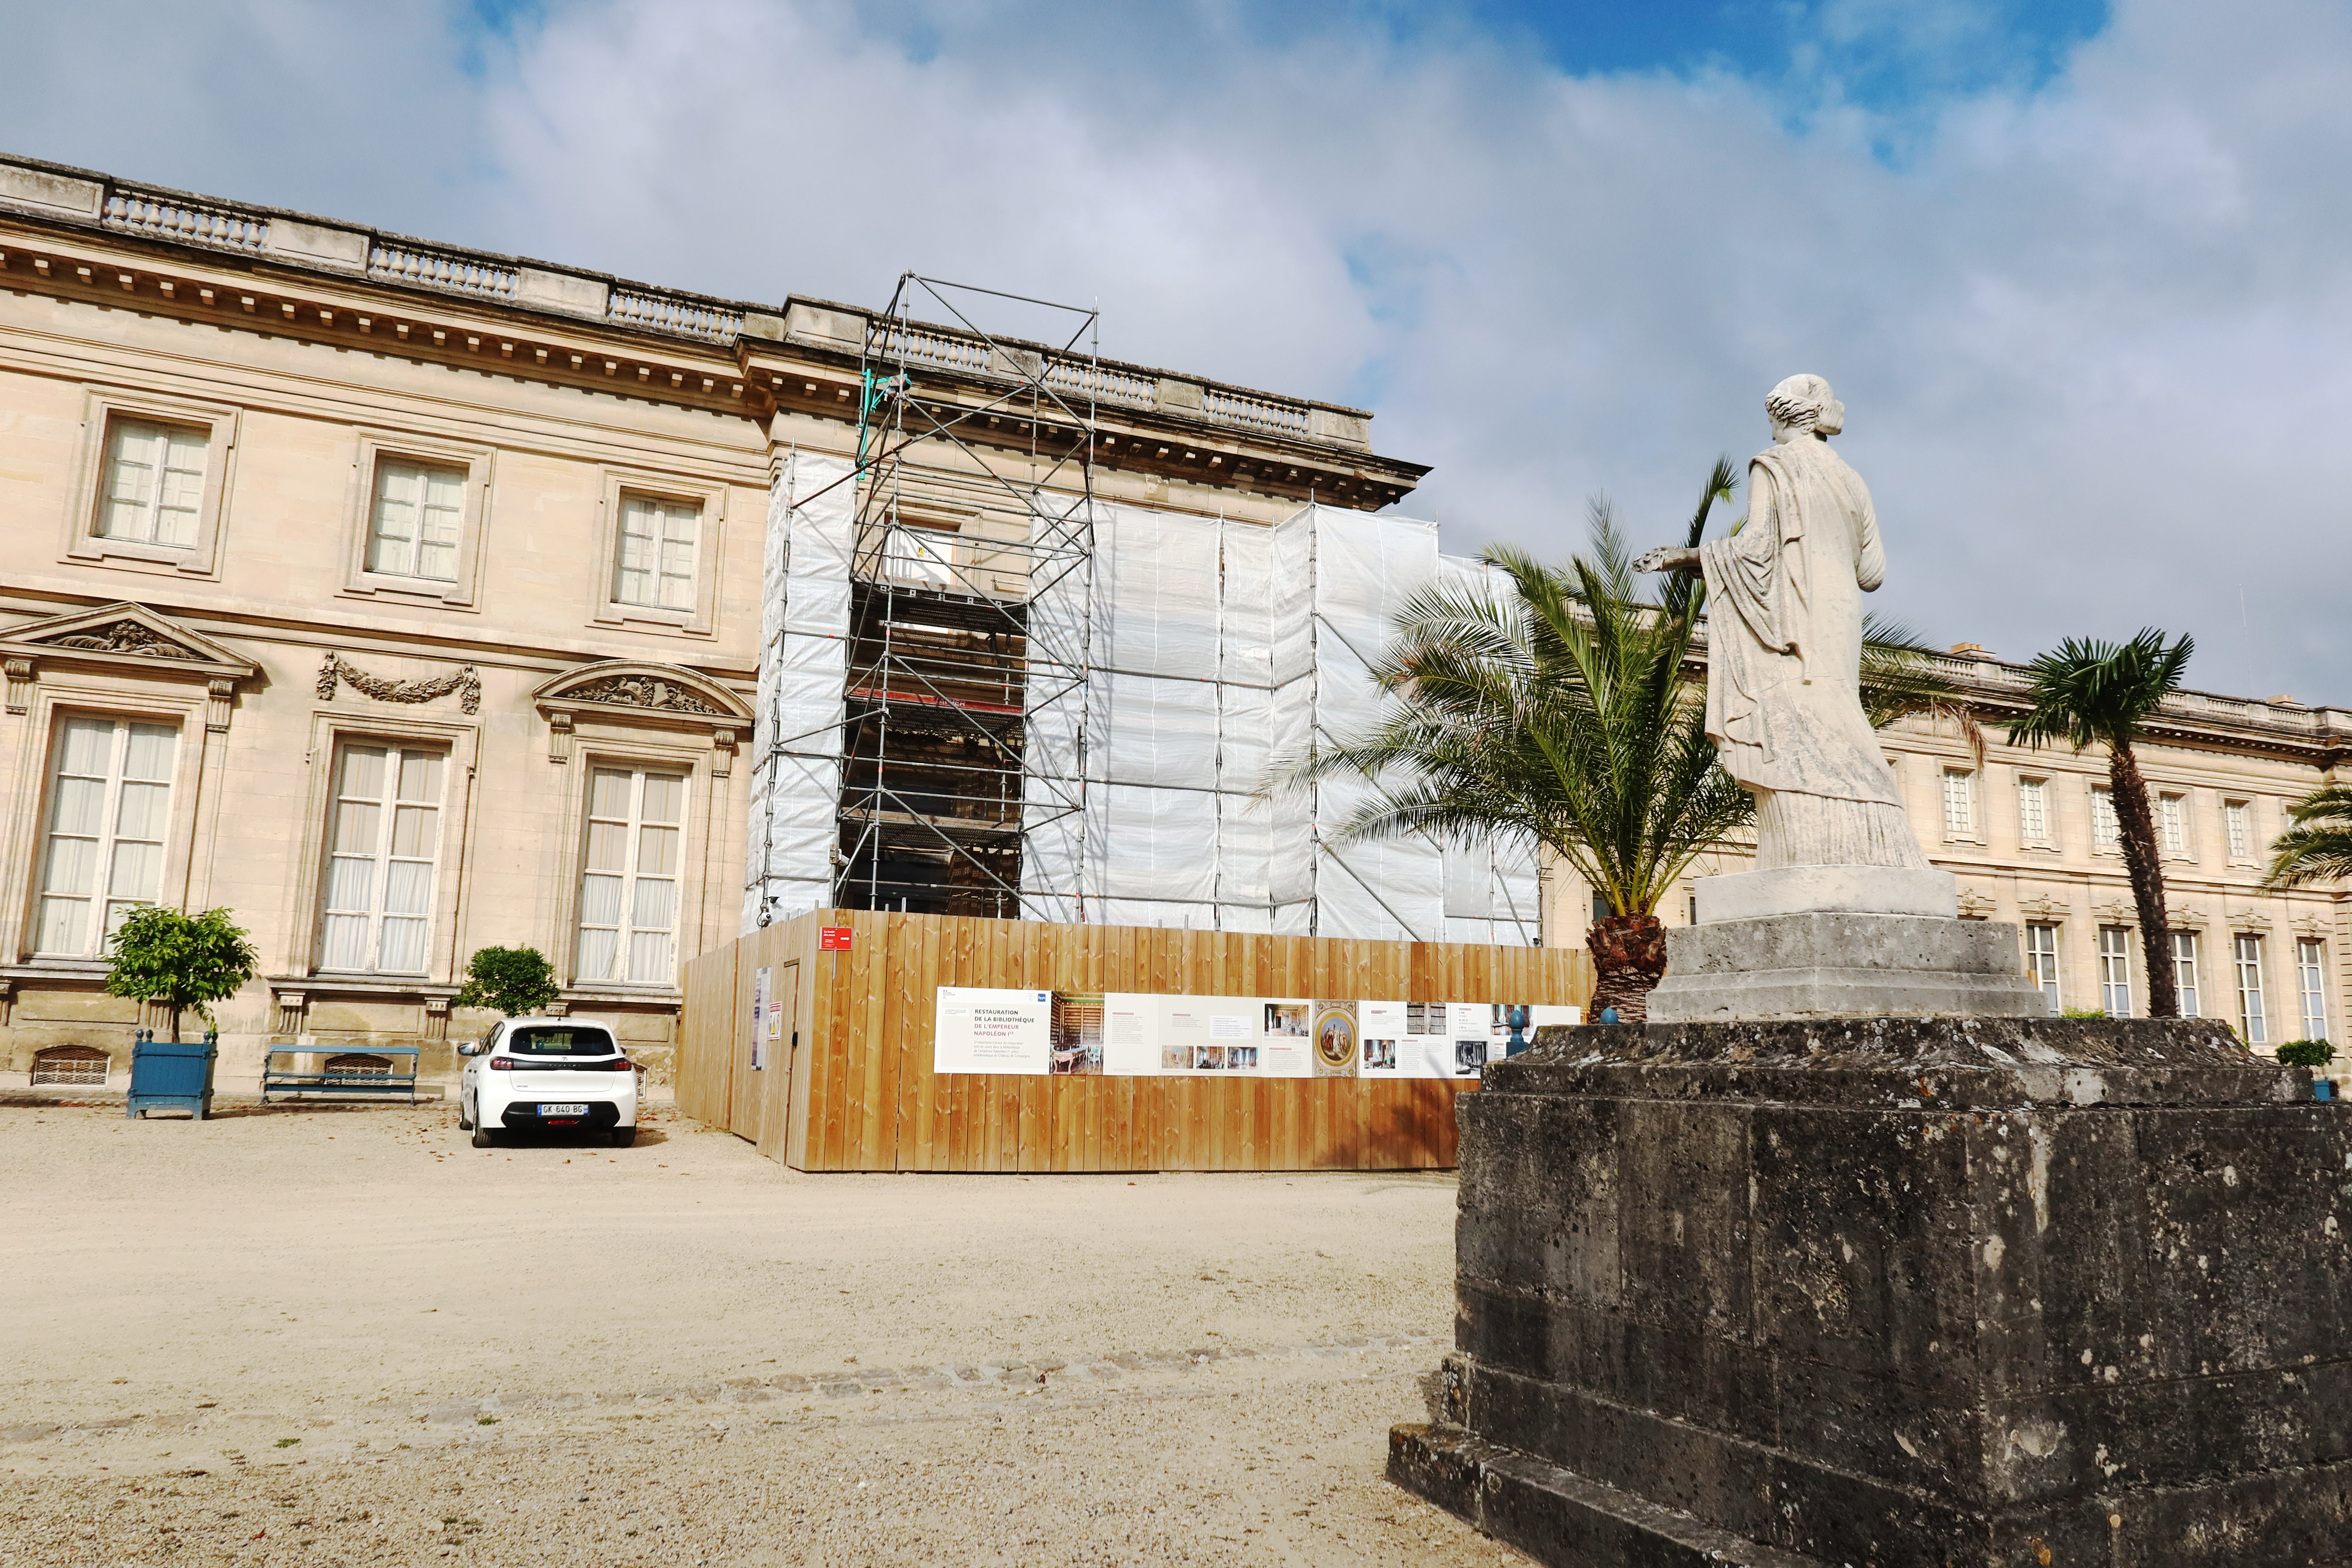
[490,1057,516,1071]
[605,1057,634,1073]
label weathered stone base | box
[1390,1423,1825,1567]
[1695,863,1957,922]
[1646,911,2045,1021]
[1389,1018,2352,1567]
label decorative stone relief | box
[318,652,482,715]
[568,673,724,715]
[3,657,30,715]
[1955,887,1997,920]
[35,619,204,661]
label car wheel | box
[472,1123,496,1149]
[610,1128,637,1148]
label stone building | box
[0,151,1422,1090]
[1544,654,2352,1055]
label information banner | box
[935,990,1579,1077]
[933,987,1055,1074]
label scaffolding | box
[833,275,1102,919]
[744,284,1539,944]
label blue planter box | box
[126,1030,218,1120]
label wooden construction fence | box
[675,909,1592,1172]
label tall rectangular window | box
[366,458,464,581]
[2223,800,2253,860]
[2017,777,2049,843]
[576,767,687,986]
[2173,931,2201,1018]
[2091,788,2120,851]
[2297,938,2328,1041]
[2158,792,2188,855]
[318,745,445,973]
[2025,923,2061,1014]
[2098,926,2133,1017]
[613,494,700,611]
[2234,933,2268,1044]
[35,717,177,957]
[1941,769,1975,837]
[99,418,207,547]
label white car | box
[457,1017,640,1148]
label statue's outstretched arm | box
[1632,546,1701,574]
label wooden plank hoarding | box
[676,909,1592,1172]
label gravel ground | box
[0,1099,1512,1566]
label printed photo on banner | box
[1050,993,1104,1075]
[1311,1000,1358,1077]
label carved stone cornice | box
[317,652,481,715]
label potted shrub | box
[105,906,258,1119]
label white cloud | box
[6,0,2351,695]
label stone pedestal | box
[1646,912,2047,1022]
[1390,1019,2352,1567]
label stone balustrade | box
[2,151,1378,451]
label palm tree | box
[2006,629,2195,1017]
[1284,464,1752,1021]
[2262,785,2352,890]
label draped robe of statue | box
[1698,432,1931,871]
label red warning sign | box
[819,926,854,952]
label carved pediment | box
[1,602,256,675]
[0,602,257,726]
[1955,886,1997,920]
[532,661,751,776]
[533,661,750,722]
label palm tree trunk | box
[1586,914,1669,1022]
[2108,743,2179,1017]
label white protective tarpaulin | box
[742,450,854,931]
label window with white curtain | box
[2223,800,2253,860]
[576,767,687,986]
[1941,769,1975,837]
[2234,933,2268,1044]
[2297,938,2328,1041]
[318,745,445,973]
[2158,792,2189,855]
[99,418,207,547]
[2025,923,2061,1013]
[613,494,700,611]
[366,457,465,581]
[2091,788,2120,851]
[2017,777,2050,843]
[35,717,177,957]
[2098,926,2133,1017]
[2173,931,2201,1018]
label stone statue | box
[1635,374,1930,874]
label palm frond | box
[2265,783,2352,888]
[2007,628,2194,753]
[1278,470,1755,918]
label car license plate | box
[539,1103,589,1116]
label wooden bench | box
[260,1046,425,1105]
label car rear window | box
[503,1026,618,1056]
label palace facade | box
[0,152,1420,1089]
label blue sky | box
[5,0,2348,701]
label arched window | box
[323,1052,394,1080]
[31,1044,111,1087]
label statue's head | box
[1766,374,1844,438]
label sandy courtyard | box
[0,1098,1514,1566]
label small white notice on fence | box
[934,987,1056,1075]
